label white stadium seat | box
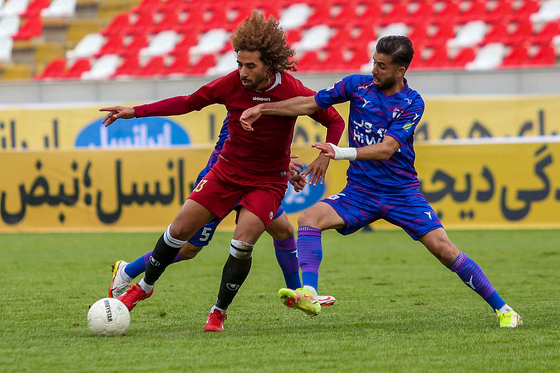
[466,42,506,71]
[0,37,14,62]
[279,3,312,31]
[81,54,121,80]
[447,20,487,49]
[207,50,237,76]
[139,30,179,58]
[66,33,104,60]
[41,0,77,18]
[0,16,20,38]
[294,25,331,52]
[530,0,560,23]
[189,28,228,56]
[0,0,28,17]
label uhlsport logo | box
[281,167,326,214]
[75,117,190,148]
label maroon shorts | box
[188,158,288,228]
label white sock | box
[121,265,133,282]
[211,305,226,314]
[498,304,514,314]
[303,285,318,299]
[138,278,154,293]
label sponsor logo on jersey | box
[252,96,271,102]
[75,117,190,148]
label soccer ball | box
[87,298,130,336]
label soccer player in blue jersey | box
[108,115,337,307]
[240,35,522,328]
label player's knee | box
[230,239,254,259]
[297,211,318,227]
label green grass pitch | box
[1,229,559,372]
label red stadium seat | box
[432,1,460,25]
[136,55,166,77]
[457,0,487,25]
[34,58,66,80]
[171,33,200,56]
[126,12,155,36]
[506,20,533,45]
[510,0,539,22]
[485,0,513,24]
[528,45,556,66]
[306,4,331,27]
[100,12,129,37]
[378,2,407,26]
[176,8,205,33]
[112,56,141,77]
[422,45,449,68]
[20,0,50,18]
[358,1,382,26]
[296,50,320,71]
[151,11,180,34]
[330,4,357,27]
[157,0,186,14]
[201,8,231,32]
[130,0,160,14]
[64,58,91,79]
[408,1,434,26]
[480,22,508,45]
[424,23,455,48]
[408,24,429,49]
[286,29,303,46]
[320,48,346,72]
[328,26,352,49]
[188,54,216,75]
[350,25,377,50]
[122,35,149,57]
[12,16,42,40]
[500,44,529,67]
[448,46,476,68]
[166,54,191,76]
[531,21,560,45]
[95,35,124,57]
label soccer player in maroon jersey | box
[99,11,345,332]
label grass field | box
[1,229,559,372]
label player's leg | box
[419,228,522,327]
[278,201,345,316]
[204,207,265,332]
[118,199,215,311]
[265,210,301,289]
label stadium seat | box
[189,28,228,56]
[139,30,179,58]
[531,21,560,45]
[188,54,217,75]
[99,12,129,37]
[447,20,487,49]
[457,0,487,25]
[378,2,408,26]
[294,25,331,52]
[530,0,560,24]
[0,16,20,39]
[448,46,476,68]
[500,44,529,67]
[528,44,556,66]
[407,24,429,49]
[64,57,91,79]
[122,34,149,57]
[82,54,120,80]
[351,25,377,50]
[0,0,29,17]
[480,22,508,45]
[510,0,539,23]
[151,11,180,34]
[466,42,506,70]
[377,22,409,39]
[95,35,125,57]
[330,4,357,27]
[280,3,312,30]
[424,23,454,48]
[408,1,434,26]
[41,0,76,18]
[506,20,533,45]
[485,0,513,24]
[66,32,104,60]
[356,2,382,26]
[112,55,141,78]
[20,0,49,17]
[171,33,199,56]
[135,55,166,77]
[432,1,460,25]
[229,4,254,27]
[0,36,13,62]
[34,57,66,80]
[156,0,184,14]
[201,8,231,32]
[12,15,41,40]
[328,26,352,49]
[130,0,159,14]
[296,50,320,71]
[207,50,236,76]
[285,28,302,46]
[126,12,154,36]
[257,2,281,20]
[165,54,191,77]
[422,45,449,68]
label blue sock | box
[297,226,322,290]
[448,252,506,310]
[274,237,301,289]
[124,250,185,279]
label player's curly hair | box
[231,10,297,72]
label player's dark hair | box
[231,10,297,72]
[376,35,414,69]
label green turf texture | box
[1,229,558,372]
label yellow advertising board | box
[1,141,560,232]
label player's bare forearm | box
[313,137,400,161]
[259,96,320,116]
[99,106,136,127]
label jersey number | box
[193,180,208,193]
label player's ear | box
[397,65,407,78]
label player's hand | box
[289,173,307,193]
[311,142,335,159]
[303,153,330,186]
[289,154,305,176]
[240,105,262,131]
[99,106,136,127]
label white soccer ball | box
[87,298,130,336]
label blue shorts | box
[321,182,443,240]
[188,167,285,247]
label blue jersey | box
[315,75,424,191]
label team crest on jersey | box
[392,107,404,119]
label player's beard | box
[373,74,397,91]
[241,72,269,91]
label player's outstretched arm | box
[313,136,401,161]
[240,96,321,131]
[99,106,136,127]
[302,153,330,186]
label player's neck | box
[381,80,405,97]
[255,72,274,91]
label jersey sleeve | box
[314,75,356,109]
[134,75,228,117]
[385,95,425,146]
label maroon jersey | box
[134,70,344,178]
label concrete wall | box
[1,68,560,105]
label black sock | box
[144,233,181,285]
[215,254,252,310]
